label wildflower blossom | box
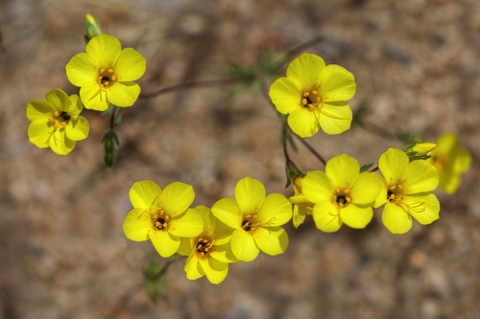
[211,177,292,262]
[376,148,440,234]
[269,53,356,138]
[302,154,384,232]
[66,34,146,111]
[122,180,203,258]
[288,176,314,228]
[26,88,89,155]
[178,206,236,284]
[431,133,471,194]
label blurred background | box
[1,0,479,318]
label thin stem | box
[294,135,327,166]
[139,78,240,99]
[357,120,397,141]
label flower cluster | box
[26,15,146,155]
[122,177,292,284]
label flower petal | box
[302,170,333,203]
[26,99,53,121]
[107,82,141,107]
[257,193,292,226]
[269,77,301,114]
[325,154,359,189]
[381,203,412,234]
[49,130,75,155]
[129,180,161,209]
[253,226,289,256]
[28,120,51,148]
[86,34,122,68]
[65,52,97,86]
[318,101,352,135]
[235,177,266,214]
[45,89,70,109]
[320,64,356,102]
[115,48,146,81]
[287,108,320,138]
[312,200,342,232]
[65,94,83,118]
[350,172,384,205]
[184,252,204,280]
[403,193,440,225]
[80,82,108,111]
[211,198,242,229]
[230,229,259,262]
[150,230,180,258]
[404,160,439,194]
[209,243,237,263]
[379,148,409,184]
[168,208,203,237]
[340,204,373,229]
[161,182,195,216]
[122,208,151,241]
[66,116,89,141]
[286,53,325,90]
[200,257,229,284]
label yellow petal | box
[66,116,89,141]
[150,230,180,258]
[403,193,440,225]
[168,208,203,237]
[65,52,97,86]
[107,82,141,107]
[115,48,146,81]
[161,182,194,217]
[129,180,161,209]
[49,130,75,155]
[177,237,194,256]
[45,89,70,109]
[320,64,356,102]
[340,204,373,229]
[269,77,301,114]
[350,172,384,205]
[234,177,266,214]
[28,120,51,148]
[26,99,53,121]
[404,160,439,193]
[65,94,83,118]
[378,148,409,184]
[312,200,342,232]
[286,53,325,90]
[86,34,122,67]
[200,257,229,284]
[325,154,359,188]
[230,229,259,262]
[287,107,320,138]
[253,226,289,256]
[302,170,333,203]
[184,252,204,280]
[80,82,109,111]
[318,101,352,135]
[122,208,151,241]
[381,203,412,234]
[209,243,237,263]
[257,193,292,226]
[211,198,242,229]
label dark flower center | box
[333,188,351,208]
[152,209,170,231]
[98,68,117,88]
[195,237,214,258]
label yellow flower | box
[376,148,440,234]
[430,133,471,194]
[211,177,292,262]
[302,154,384,232]
[269,53,356,137]
[177,206,237,284]
[66,34,146,111]
[26,88,89,155]
[288,176,314,228]
[122,180,203,258]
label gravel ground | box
[1,0,479,318]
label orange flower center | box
[47,110,71,130]
[195,237,214,259]
[151,209,170,231]
[241,214,259,233]
[333,188,351,208]
[98,68,117,88]
[301,89,322,110]
[387,184,404,203]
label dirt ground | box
[1,0,479,318]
